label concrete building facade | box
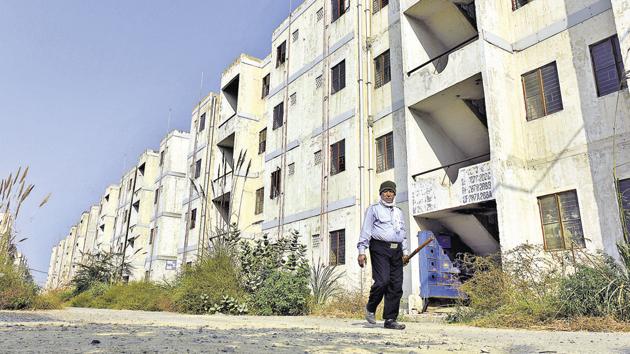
[46,1,629,317]
[401,0,629,309]
[146,130,190,281]
[111,151,160,281]
[178,93,221,266]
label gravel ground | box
[1,308,630,353]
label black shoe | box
[384,319,405,330]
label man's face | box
[380,190,395,204]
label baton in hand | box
[403,237,434,265]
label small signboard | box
[165,260,177,270]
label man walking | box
[357,181,408,330]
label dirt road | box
[1,308,630,353]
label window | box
[292,29,299,42]
[122,210,128,224]
[194,159,202,179]
[288,163,295,176]
[273,102,284,130]
[255,188,264,215]
[132,201,140,212]
[159,150,165,166]
[262,74,270,98]
[198,113,206,132]
[374,50,391,88]
[259,128,267,154]
[276,41,287,67]
[315,75,324,89]
[521,62,563,121]
[189,208,197,230]
[290,92,297,106]
[373,0,388,13]
[138,163,146,176]
[314,150,322,165]
[376,132,394,172]
[330,140,345,175]
[590,35,626,97]
[329,229,345,265]
[618,178,630,237]
[128,179,133,191]
[270,169,281,199]
[538,190,585,251]
[154,187,160,205]
[149,227,157,245]
[331,0,348,22]
[331,60,346,94]
[316,7,324,21]
[105,194,110,202]
[512,0,530,10]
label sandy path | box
[1,308,630,353]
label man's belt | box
[370,238,401,249]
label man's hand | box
[402,255,410,266]
[358,254,367,268]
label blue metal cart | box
[417,230,465,312]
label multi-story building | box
[93,185,121,253]
[212,55,267,242]
[178,93,220,266]
[45,244,59,289]
[46,1,630,318]
[81,206,101,256]
[146,130,190,281]
[401,0,629,309]
[111,151,160,281]
[256,0,409,297]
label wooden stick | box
[407,237,435,260]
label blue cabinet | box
[417,230,464,310]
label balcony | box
[411,159,493,216]
[402,0,481,103]
[212,171,233,201]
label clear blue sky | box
[0,0,302,285]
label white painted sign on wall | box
[460,161,493,204]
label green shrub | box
[69,282,173,312]
[558,264,612,318]
[240,230,311,315]
[0,261,37,310]
[171,251,245,314]
[71,250,132,295]
[32,291,65,310]
[249,269,310,316]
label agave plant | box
[310,262,345,305]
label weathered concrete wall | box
[146,130,190,282]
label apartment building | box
[146,130,190,281]
[401,0,629,308]
[178,93,220,266]
[46,1,629,316]
[93,185,121,253]
[251,0,409,297]
[111,151,160,281]
[45,244,59,289]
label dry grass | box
[310,290,385,320]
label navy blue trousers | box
[366,239,403,320]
